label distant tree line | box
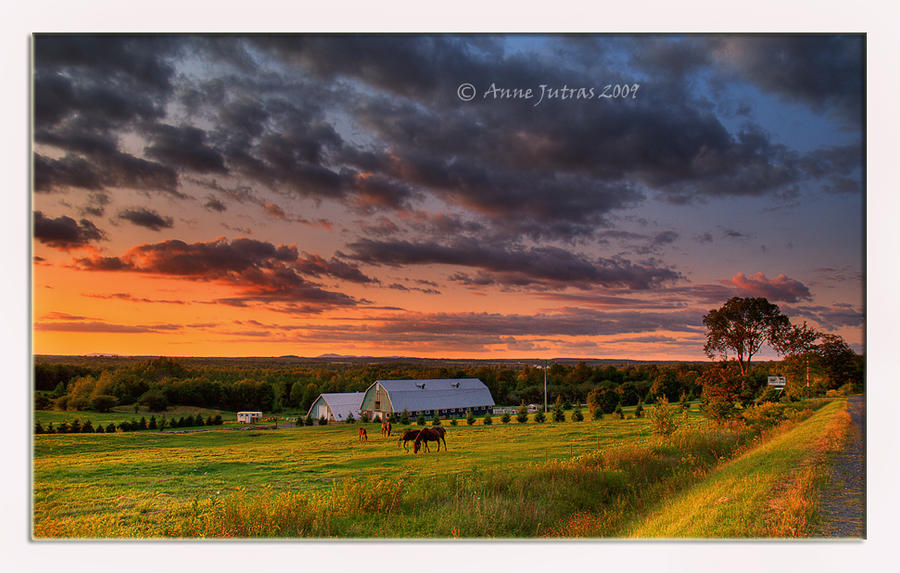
[35,304,862,418]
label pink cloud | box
[726,272,812,302]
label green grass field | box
[32,401,847,538]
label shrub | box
[400,409,410,425]
[178,416,187,427]
[214,414,223,425]
[46,422,55,434]
[592,406,604,420]
[106,422,116,433]
[614,405,624,419]
[389,412,399,424]
[483,413,493,425]
[563,399,572,410]
[649,398,678,438]
[346,412,355,423]
[571,407,584,422]
[34,421,45,434]
[373,414,381,424]
[95,423,104,433]
[195,415,204,427]
[91,394,118,413]
[432,414,442,426]
[57,421,71,433]
[116,421,129,432]
[139,417,148,430]
[304,415,314,426]
[35,394,52,410]
[534,410,546,423]
[318,416,328,426]
[450,418,458,426]
[501,412,511,424]
[81,419,94,433]
[416,414,426,426]
[634,399,644,418]
[70,419,82,433]
[516,402,529,423]
[53,395,69,411]
[703,400,737,421]
[466,410,476,425]
[138,389,168,412]
[149,416,158,430]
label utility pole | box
[543,359,548,413]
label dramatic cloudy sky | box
[31,34,864,358]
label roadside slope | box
[625,399,850,538]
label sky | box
[31,34,865,359]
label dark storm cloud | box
[33,151,180,196]
[33,211,106,250]
[784,303,864,331]
[118,208,174,231]
[715,35,863,125]
[345,238,680,290]
[74,237,372,310]
[204,197,227,212]
[144,124,229,174]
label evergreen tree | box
[449,418,458,426]
[416,414,426,426]
[501,412,511,424]
[96,423,104,433]
[572,407,584,422]
[400,409,410,425]
[516,402,529,423]
[534,410,546,423]
[148,416,157,430]
[139,416,148,430]
[214,414,223,425]
[592,407,604,420]
[69,419,81,433]
[106,422,116,433]
[483,413,493,425]
[318,416,328,426]
[46,422,55,434]
[34,421,44,434]
[305,414,314,426]
[466,410,476,425]
[552,395,565,422]
[431,413,442,426]
[346,412,356,423]
[82,419,94,432]
[614,405,624,419]
[634,399,644,418]
[360,411,371,423]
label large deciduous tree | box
[703,297,790,376]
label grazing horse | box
[358,427,367,442]
[413,427,448,453]
[397,429,420,451]
[381,419,392,437]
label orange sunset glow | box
[32,35,864,360]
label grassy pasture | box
[33,401,845,538]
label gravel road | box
[818,395,866,538]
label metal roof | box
[373,379,494,412]
[315,392,364,421]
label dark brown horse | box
[358,427,367,442]
[397,429,420,451]
[413,427,448,453]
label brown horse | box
[397,429,420,451]
[358,427,367,442]
[413,427,447,453]
[381,419,392,437]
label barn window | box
[375,401,381,409]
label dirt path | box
[817,395,865,537]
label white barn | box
[306,392,365,422]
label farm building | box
[236,411,263,424]
[306,392,365,422]
[360,379,495,420]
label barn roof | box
[317,392,364,421]
[373,379,495,412]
